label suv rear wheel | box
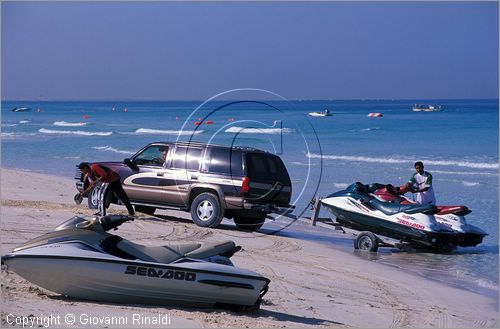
[233,213,266,232]
[190,193,224,228]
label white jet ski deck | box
[2,215,270,310]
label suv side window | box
[133,145,169,167]
[206,148,243,177]
[172,146,203,170]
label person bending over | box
[78,162,135,216]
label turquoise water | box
[2,99,498,298]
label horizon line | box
[2,97,499,103]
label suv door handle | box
[191,174,199,180]
[157,172,164,177]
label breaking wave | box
[19,120,31,124]
[432,170,498,176]
[306,153,499,170]
[461,181,480,187]
[133,128,203,135]
[38,128,112,136]
[92,146,135,155]
[53,121,88,127]
[225,126,294,134]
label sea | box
[2,98,498,300]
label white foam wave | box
[2,123,18,127]
[2,132,15,137]
[474,278,499,291]
[358,127,380,132]
[19,120,31,124]
[53,121,88,127]
[333,183,349,189]
[92,146,135,155]
[432,170,498,176]
[461,181,480,187]
[225,126,294,134]
[134,128,203,136]
[38,128,112,136]
[306,153,499,170]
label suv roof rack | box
[150,141,267,153]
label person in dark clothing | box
[78,162,135,216]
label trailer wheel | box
[354,232,379,252]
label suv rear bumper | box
[243,201,295,214]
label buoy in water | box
[124,108,128,112]
[83,115,90,119]
[206,120,214,124]
[195,121,202,125]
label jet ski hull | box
[3,248,269,308]
[323,201,455,249]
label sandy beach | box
[1,168,498,328]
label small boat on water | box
[308,109,332,117]
[11,107,31,112]
[413,104,442,112]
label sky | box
[1,1,498,101]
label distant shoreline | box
[3,98,499,103]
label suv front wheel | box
[87,185,111,210]
[190,193,224,228]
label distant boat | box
[368,112,383,117]
[12,107,31,112]
[413,104,442,112]
[308,109,332,117]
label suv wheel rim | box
[197,200,214,221]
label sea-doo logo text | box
[124,266,196,281]
[397,219,425,230]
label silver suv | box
[76,141,293,231]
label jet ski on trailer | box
[372,183,487,247]
[1,215,269,310]
[321,182,486,252]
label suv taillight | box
[242,176,250,194]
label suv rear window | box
[245,153,290,182]
[206,147,243,177]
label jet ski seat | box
[368,198,438,216]
[111,238,237,263]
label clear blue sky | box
[2,1,498,101]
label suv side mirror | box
[123,158,139,171]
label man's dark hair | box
[414,161,424,168]
[78,162,91,170]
